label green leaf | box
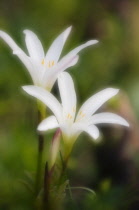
[66,186,96,196]
[19,179,34,193]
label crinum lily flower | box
[0,27,98,91]
[23,72,129,159]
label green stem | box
[35,110,45,196]
[43,163,55,210]
[58,152,69,186]
[43,162,50,210]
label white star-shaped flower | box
[0,27,98,90]
[23,72,129,156]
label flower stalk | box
[43,162,50,210]
[35,107,46,196]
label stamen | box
[79,111,82,115]
[47,60,55,68]
[41,59,45,65]
[67,113,72,119]
[82,114,85,118]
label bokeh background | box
[1,0,139,209]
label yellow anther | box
[41,59,45,65]
[79,111,82,115]
[47,60,55,68]
[67,113,72,119]
[51,61,55,66]
[82,114,85,118]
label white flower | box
[0,27,98,90]
[22,72,129,155]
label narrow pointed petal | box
[43,32,98,89]
[22,86,63,122]
[76,88,119,121]
[0,31,38,84]
[45,26,72,63]
[41,55,79,90]
[58,72,76,121]
[37,116,59,131]
[0,30,23,51]
[90,112,129,127]
[61,39,98,62]
[84,125,100,140]
[47,39,98,85]
[13,50,40,84]
[23,30,44,60]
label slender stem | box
[43,163,55,210]
[43,162,49,210]
[35,110,45,196]
[58,152,69,186]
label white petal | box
[76,88,119,121]
[13,50,39,84]
[23,30,44,61]
[41,55,79,90]
[61,39,98,62]
[43,39,98,86]
[0,31,38,84]
[37,115,59,131]
[90,112,129,127]
[84,125,100,140]
[71,122,86,137]
[58,72,76,121]
[0,30,22,51]
[45,26,72,63]
[22,85,63,122]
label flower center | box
[79,111,85,118]
[76,111,86,122]
[41,59,55,68]
[67,113,72,119]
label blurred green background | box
[1,0,139,209]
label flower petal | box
[0,31,38,84]
[84,125,100,140]
[76,88,119,121]
[22,85,63,122]
[45,26,72,63]
[42,37,96,89]
[71,122,85,137]
[0,30,23,52]
[43,32,98,89]
[58,72,76,121]
[37,115,59,131]
[61,39,98,62]
[41,55,79,90]
[23,30,44,61]
[89,112,129,127]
